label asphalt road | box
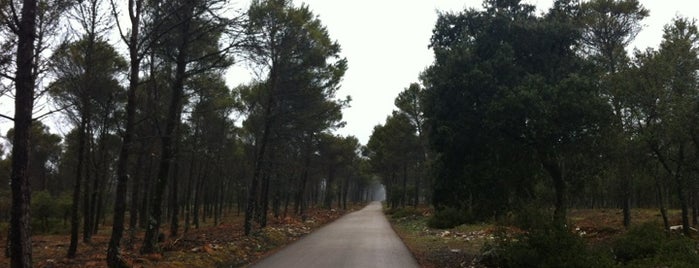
[251,201,420,268]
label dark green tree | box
[629,18,699,236]
[395,83,428,205]
[317,134,360,209]
[140,0,234,253]
[422,0,608,226]
[49,33,125,255]
[242,0,347,235]
[580,0,649,228]
[367,112,420,208]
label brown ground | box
[0,205,362,268]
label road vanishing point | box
[251,201,420,268]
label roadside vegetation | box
[389,206,699,267]
[0,205,360,267]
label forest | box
[371,0,699,266]
[2,0,699,267]
[0,0,377,267]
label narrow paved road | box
[251,201,419,268]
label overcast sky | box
[227,0,697,145]
[0,0,696,147]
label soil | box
[0,206,360,268]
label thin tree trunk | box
[169,157,180,237]
[127,146,145,249]
[324,167,335,209]
[193,167,207,229]
[141,12,191,251]
[82,144,92,242]
[541,156,567,227]
[68,113,88,257]
[402,164,407,207]
[245,85,275,234]
[296,142,311,215]
[674,146,690,237]
[259,169,271,227]
[621,157,632,228]
[654,170,669,230]
[653,144,690,236]
[139,161,150,229]
[414,169,420,207]
[107,0,142,266]
[183,155,196,233]
[93,127,109,234]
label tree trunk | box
[193,167,207,229]
[169,154,180,237]
[82,136,92,242]
[10,1,38,267]
[68,113,88,258]
[258,169,271,228]
[677,176,690,237]
[342,176,349,210]
[541,156,567,227]
[324,166,335,209]
[654,170,670,231]
[621,159,632,228]
[296,142,312,216]
[107,1,142,266]
[653,144,690,236]
[183,155,197,233]
[414,170,420,207]
[402,164,408,207]
[245,73,276,234]
[141,13,190,251]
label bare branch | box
[109,0,129,45]
[0,113,13,121]
[7,0,20,34]
[32,103,73,122]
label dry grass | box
[0,204,364,268]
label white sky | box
[230,0,696,145]
[0,0,696,147]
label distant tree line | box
[368,0,699,236]
[0,0,376,267]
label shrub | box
[507,204,551,231]
[31,190,58,233]
[427,206,471,229]
[481,226,614,268]
[620,229,699,268]
[656,237,699,266]
[387,207,420,219]
[612,222,665,263]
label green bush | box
[507,204,551,231]
[612,222,665,263]
[31,190,58,233]
[617,224,699,268]
[655,237,699,265]
[481,226,614,268]
[386,207,420,219]
[427,206,471,229]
